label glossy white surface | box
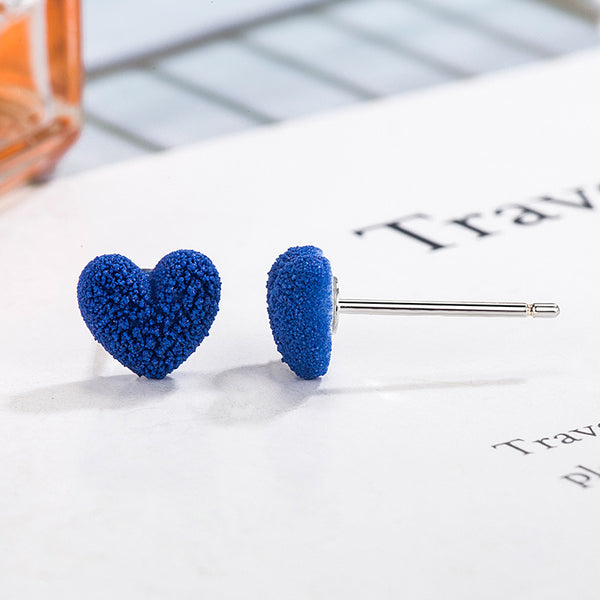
[1,49,600,598]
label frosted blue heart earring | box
[266,245,560,380]
[78,249,220,379]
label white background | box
[1,49,599,598]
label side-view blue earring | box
[78,249,221,379]
[267,246,333,380]
[266,245,560,380]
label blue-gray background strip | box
[57,0,599,176]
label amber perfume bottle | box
[0,0,81,194]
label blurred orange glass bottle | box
[0,0,81,194]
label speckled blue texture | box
[77,250,220,379]
[267,246,333,380]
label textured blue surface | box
[78,250,221,379]
[267,246,333,379]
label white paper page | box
[0,49,599,599]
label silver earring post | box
[331,277,559,332]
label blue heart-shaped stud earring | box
[267,246,333,380]
[78,249,221,379]
[267,245,561,380]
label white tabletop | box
[1,48,599,599]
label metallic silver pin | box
[331,277,559,332]
[267,245,561,380]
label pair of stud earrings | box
[78,245,560,381]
